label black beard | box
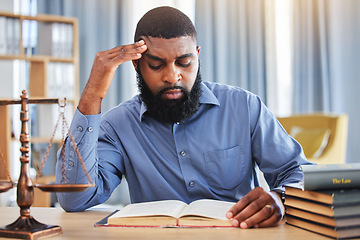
[137,68,202,124]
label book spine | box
[303,170,360,190]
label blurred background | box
[0,0,359,207]
[35,0,360,162]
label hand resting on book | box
[226,187,285,229]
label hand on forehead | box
[140,36,198,60]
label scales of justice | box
[0,90,94,239]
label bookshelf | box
[0,11,79,206]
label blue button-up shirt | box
[56,82,311,212]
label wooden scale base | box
[0,91,93,239]
[0,215,62,240]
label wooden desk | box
[0,207,332,240]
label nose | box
[163,63,181,84]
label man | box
[56,6,312,229]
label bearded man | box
[56,6,312,229]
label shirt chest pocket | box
[204,145,246,190]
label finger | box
[99,45,145,68]
[227,191,259,218]
[107,40,146,55]
[119,40,147,54]
[231,198,268,227]
[117,44,146,55]
[230,189,270,220]
[105,45,126,54]
[134,39,146,48]
[239,204,278,229]
[110,51,142,64]
[108,44,147,61]
[255,209,283,228]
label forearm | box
[77,87,103,115]
[77,40,147,115]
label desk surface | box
[0,207,332,240]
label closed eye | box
[177,61,191,67]
[148,64,162,70]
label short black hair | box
[134,6,197,42]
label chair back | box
[277,114,348,164]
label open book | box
[106,199,235,227]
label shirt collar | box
[139,82,220,122]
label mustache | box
[157,86,188,96]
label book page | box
[179,199,235,220]
[109,200,188,219]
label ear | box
[196,46,201,56]
[132,60,138,73]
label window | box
[266,0,293,116]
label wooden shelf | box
[0,11,79,207]
[0,54,75,63]
[0,11,77,23]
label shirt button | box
[69,161,74,167]
[189,181,195,187]
[77,126,83,132]
[88,127,93,132]
[180,151,186,157]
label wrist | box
[78,94,102,115]
[272,189,285,204]
[271,189,286,217]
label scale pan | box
[0,181,16,193]
[35,183,95,192]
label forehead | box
[144,36,197,59]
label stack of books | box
[285,163,360,239]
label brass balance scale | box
[0,90,94,239]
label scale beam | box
[0,98,61,105]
